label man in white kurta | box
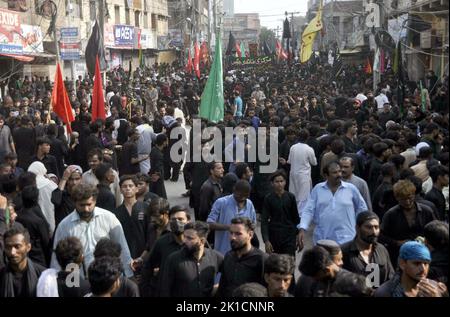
[288,141,318,215]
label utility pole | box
[213,0,217,50]
[98,0,106,85]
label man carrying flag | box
[199,31,224,123]
[300,0,323,63]
[51,63,74,133]
[91,55,106,122]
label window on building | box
[151,14,157,30]
[144,12,148,28]
[126,9,131,25]
[89,0,96,21]
[135,10,141,27]
[115,5,121,24]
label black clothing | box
[368,157,384,193]
[0,259,46,297]
[341,239,394,286]
[428,249,449,287]
[261,191,299,255]
[48,135,68,178]
[217,247,267,297]
[96,184,116,212]
[85,133,104,155]
[425,187,447,221]
[30,154,59,177]
[149,146,167,199]
[57,271,91,297]
[159,247,224,297]
[12,126,36,170]
[114,201,148,259]
[141,233,184,297]
[380,203,436,266]
[199,177,223,221]
[113,276,140,297]
[119,141,140,176]
[371,181,394,219]
[16,206,51,267]
[51,188,75,228]
[342,136,359,154]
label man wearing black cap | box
[341,211,394,288]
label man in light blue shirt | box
[233,91,243,123]
[50,183,136,278]
[297,161,368,249]
[207,180,256,256]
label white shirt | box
[356,93,367,103]
[375,93,389,111]
[288,142,317,175]
[50,207,133,277]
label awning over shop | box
[0,53,34,62]
[0,51,56,62]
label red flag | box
[186,48,193,73]
[51,63,74,133]
[364,57,372,74]
[92,55,106,122]
[275,40,287,60]
[235,42,242,58]
[194,41,200,78]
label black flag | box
[85,21,107,76]
[262,40,272,56]
[225,32,236,56]
[283,18,291,39]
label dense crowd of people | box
[0,57,448,297]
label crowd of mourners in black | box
[0,56,448,298]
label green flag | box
[419,80,426,112]
[199,31,224,123]
[240,42,246,61]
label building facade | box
[223,13,261,51]
[0,0,170,80]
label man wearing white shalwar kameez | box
[288,141,317,215]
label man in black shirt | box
[425,165,448,221]
[0,227,46,297]
[46,124,68,179]
[36,236,91,297]
[149,134,168,199]
[341,211,394,288]
[94,163,116,212]
[372,162,396,219]
[159,221,223,297]
[217,217,267,297]
[264,253,295,297]
[51,165,83,227]
[30,137,59,177]
[424,221,449,287]
[299,246,373,297]
[381,179,436,266]
[140,206,191,297]
[261,170,299,256]
[199,162,224,221]
[119,129,146,176]
[114,175,148,261]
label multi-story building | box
[223,13,261,51]
[387,0,448,81]
[306,0,369,64]
[0,0,170,80]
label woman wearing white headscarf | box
[28,161,58,234]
